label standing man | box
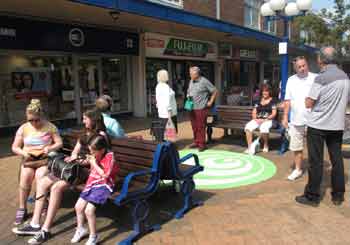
[187,66,218,152]
[296,47,350,206]
[283,57,317,181]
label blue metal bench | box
[160,142,204,219]
[108,138,168,245]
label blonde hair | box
[157,69,169,83]
[26,99,42,116]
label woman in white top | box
[155,69,178,141]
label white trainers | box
[71,227,88,243]
[262,147,269,153]
[287,169,303,181]
[85,234,99,245]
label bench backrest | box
[216,105,283,124]
[61,132,165,190]
[111,138,159,188]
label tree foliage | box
[294,0,350,57]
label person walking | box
[283,56,317,181]
[187,66,218,152]
[155,69,178,142]
[295,46,350,206]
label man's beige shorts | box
[288,125,306,152]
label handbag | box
[22,153,48,168]
[47,152,83,184]
[184,98,194,111]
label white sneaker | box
[85,234,99,245]
[287,169,303,181]
[262,147,269,153]
[71,227,88,243]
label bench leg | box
[175,177,203,219]
[207,126,213,144]
[119,199,160,245]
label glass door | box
[77,57,101,111]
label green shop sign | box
[164,38,209,57]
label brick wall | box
[184,0,216,19]
[220,0,244,25]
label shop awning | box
[69,0,318,53]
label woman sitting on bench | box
[13,108,108,245]
[12,99,62,226]
[244,84,277,154]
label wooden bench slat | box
[116,155,153,167]
[113,147,155,159]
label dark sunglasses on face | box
[28,118,41,123]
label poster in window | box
[12,68,52,100]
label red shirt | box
[83,152,119,193]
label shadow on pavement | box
[51,185,214,244]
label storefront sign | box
[145,33,217,61]
[240,49,257,59]
[0,27,16,37]
[164,38,208,57]
[0,16,139,55]
[69,28,85,47]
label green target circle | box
[178,149,277,190]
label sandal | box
[14,208,28,225]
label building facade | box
[0,0,317,128]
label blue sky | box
[312,0,334,12]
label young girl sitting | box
[71,134,119,245]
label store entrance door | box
[77,57,102,112]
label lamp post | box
[260,0,312,100]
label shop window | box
[102,57,129,113]
[262,19,276,34]
[244,0,262,30]
[0,54,75,127]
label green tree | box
[294,0,350,57]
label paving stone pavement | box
[1,118,350,245]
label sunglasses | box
[28,118,41,123]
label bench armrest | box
[119,169,156,199]
[179,153,200,167]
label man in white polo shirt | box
[283,56,318,181]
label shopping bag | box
[184,98,194,111]
[164,119,177,141]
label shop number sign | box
[164,38,209,57]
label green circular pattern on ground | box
[179,149,277,190]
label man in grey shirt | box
[187,66,218,151]
[296,46,350,206]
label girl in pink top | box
[71,134,119,245]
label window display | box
[102,57,128,113]
[0,54,75,127]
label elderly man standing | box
[283,57,317,181]
[187,66,218,152]
[296,47,350,206]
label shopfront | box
[144,33,217,115]
[0,16,138,127]
[222,47,261,105]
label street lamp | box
[260,0,312,99]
